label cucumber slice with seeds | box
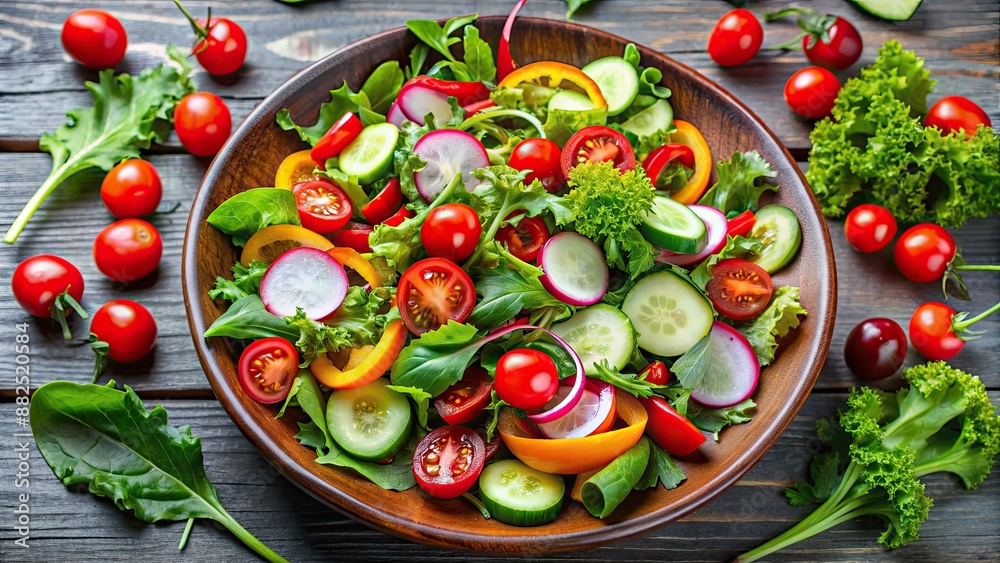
[749,205,801,274]
[479,459,565,526]
[621,269,714,357]
[639,195,707,254]
[326,379,412,462]
[338,122,398,184]
[548,89,595,112]
[620,99,673,139]
[582,56,640,116]
[551,304,636,375]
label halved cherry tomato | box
[509,138,565,193]
[498,61,607,109]
[412,425,486,499]
[408,76,492,106]
[845,204,897,253]
[893,223,956,283]
[275,150,322,190]
[398,258,476,335]
[726,210,757,238]
[706,258,774,321]
[639,361,670,386]
[361,177,403,225]
[560,125,636,181]
[310,320,407,389]
[293,180,353,234]
[499,392,647,474]
[310,112,364,163]
[642,144,696,192]
[329,221,374,253]
[238,337,298,404]
[240,224,334,266]
[495,348,560,410]
[638,395,706,456]
[420,203,482,263]
[496,214,550,263]
[382,205,415,228]
[925,95,992,138]
[668,120,713,204]
[327,247,381,288]
[463,99,497,117]
[433,366,493,425]
[476,428,501,461]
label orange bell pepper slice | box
[240,224,334,266]
[310,319,407,389]
[499,392,647,475]
[327,247,381,289]
[667,120,713,205]
[275,150,321,190]
[498,61,607,109]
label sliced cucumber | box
[479,459,564,526]
[749,205,801,274]
[550,304,636,375]
[639,195,707,254]
[621,270,714,357]
[849,0,922,20]
[620,99,673,139]
[582,56,639,117]
[326,379,412,462]
[338,122,398,184]
[547,89,595,112]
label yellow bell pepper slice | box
[275,150,321,190]
[668,120,713,205]
[498,61,607,109]
[310,320,406,390]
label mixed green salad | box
[203,11,807,525]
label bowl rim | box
[182,14,836,553]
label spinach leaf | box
[406,43,430,79]
[30,381,286,562]
[203,294,300,343]
[590,361,661,398]
[565,0,598,19]
[315,430,422,491]
[206,188,301,247]
[468,248,571,329]
[390,321,481,397]
[405,14,478,63]
[386,385,433,429]
[276,79,386,145]
[634,440,686,490]
[361,61,405,115]
[581,437,650,518]
[462,25,496,83]
[209,260,268,303]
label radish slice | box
[386,101,407,130]
[536,379,615,439]
[396,82,453,126]
[688,321,760,408]
[498,0,527,81]
[655,204,728,267]
[412,129,490,201]
[259,247,348,320]
[538,232,609,306]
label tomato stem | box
[952,300,1000,335]
[4,159,79,244]
[172,0,210,41]
[90,333,109,384]
[51,288,89,340]
[954,264,1000,271]
[177,518,195,551]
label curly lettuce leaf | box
[697,150,777,218]
[737,286,808,366]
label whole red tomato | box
[90,300,157,363]
[509,138,565,193]
[61,9,128,69]
[893,223,956,283]
[707,8,764,67]
[925,95,992,138]
[803,16,862,70]
[784,67,841,119]
[909,302,965,361]
[93,219,163,282]
[174,92,232,157]
[193,17,248,76]
[11,255,85,318]
[101,159,163,218]
[844,204,898,253]
[494,348,560,410]
[420,203,482,262]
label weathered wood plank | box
[0,0,996,152]
[1,393,997,561]
[0,153,997,397]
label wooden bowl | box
[182,16,836,554]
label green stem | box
[459,108,545,139]
[763,7,814,22]
[4,162,76,244]
[172,0,209,39]
[764,33,807,51]
[462,493,491,520]
[954,264,1000,271]
[214,513,287,563]
[177,518,195,550]
[953,300,1000,332]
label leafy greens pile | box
[807,40,1000,227]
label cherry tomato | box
[893,223,956,283]
[412,425,485,499]
[925,95,992,138]
[726,210,757,239]
[784,67,841,119]
[100,159,163,218]
[329,221,374,253]
[237,337,298,404]
[560,125,636,181]
[844,204,898,253]
[433,366,493,425]
[420,204,482,262]
[637,396,706,456]
[639,361,670,386]
[494,348,560,410]
[61,9,127,69]
[360,177,403,225]
[90,300,157,363]
[844,318,907,380]
[707,8,764,67]
[398,258,476,335]
[174,92,232,157]
[12,255,84,318]
[192,17,248,76]
[803,16,862,71]
[909,302,965,361]
[496,214,550,263]
[705,258,774,321]
[641,144,696,192]
[509,138,565,193]
[93,219,163,282]
[311,112,364,164]
[292,180,352,234]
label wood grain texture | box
[0,0,996,152]
[1,393,997,561]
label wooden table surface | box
[1,0,997,561]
